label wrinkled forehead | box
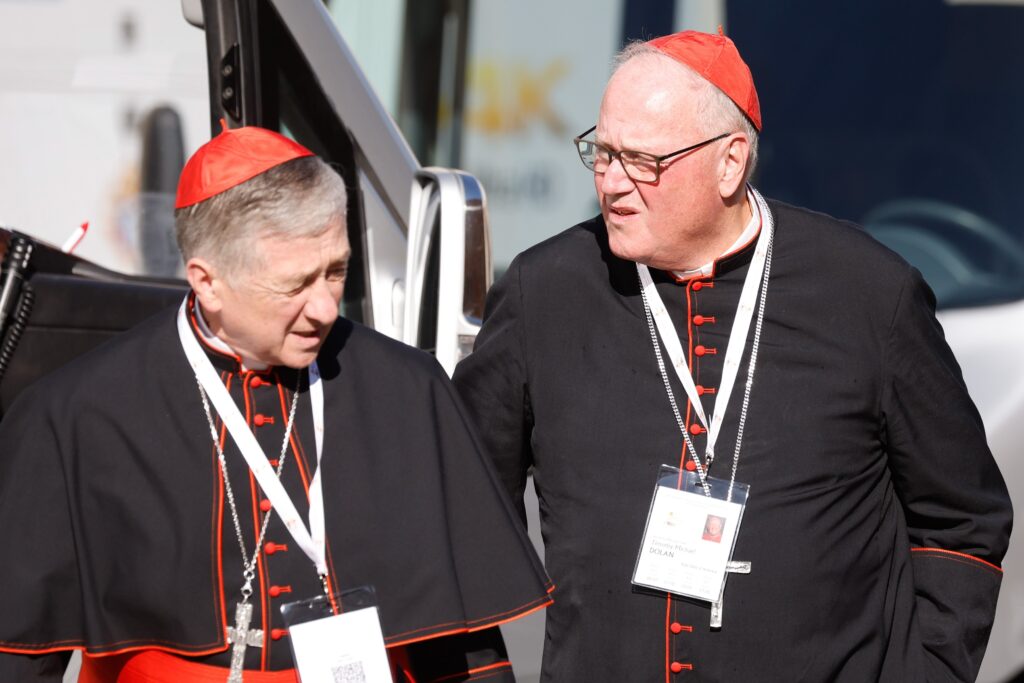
[243,217,350,272]
[597,54,707,146]
[260,216,348,253]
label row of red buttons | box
[248,378,275,437]
[669,622,694,674]
[264,542,290,640]
[238,374,291,645]
[686,280,716,476]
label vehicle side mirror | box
[181,0,204,28]
[404,169,492,375]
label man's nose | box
[598,156,635,195]
[304,278,341,325]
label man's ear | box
[718,133,750,200]
[186,257,224,314]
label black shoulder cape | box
[0,304,551,665]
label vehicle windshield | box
[730,0,1024,309]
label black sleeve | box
[881,266,1013,682]
[0,652,70,682]
[401,627,514,682]
[453,256,534,524]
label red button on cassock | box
[694,345,706,356]
[696,385,706,396]
[693,315,705,325]
[670,622,684,634]
[688,423,704,436]
[254,414,275,426]
[264,542,288,555]
[684,461,696,472]
[250,376,263,388]
[692,281,703,291]
[671,662,684,673]
[269,585,292,598]
[271,629,288,641]
[260,499,272,513]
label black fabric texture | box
[453,199,1011,682]
[0,303,551,678]
[405,629,512,681]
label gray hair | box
[613,41,759,180]
[175,155,347,279]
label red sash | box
[79,649,298,682]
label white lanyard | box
[176,298,328,576]
[637,189,773,461]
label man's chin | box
[279,347,323,369]
[607,233,650,265]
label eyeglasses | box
[573,125,731,183]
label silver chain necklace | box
[639,228,774,500]
[196,373,301,599]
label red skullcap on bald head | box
[175,124,315,209]
[646,29,762,131]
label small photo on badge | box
[702,514,725,543]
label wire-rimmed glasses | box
[573,125,731,183]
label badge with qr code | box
[281,586,393,683]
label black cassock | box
[453,198,1012,682]
[0,298,552,681]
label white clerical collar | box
[672,187,761,280]
[192,297,269,372]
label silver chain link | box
[640,285,711,494]
[196,373,302,600]
[641,195,774,501]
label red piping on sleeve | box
[384,593,553,649]
[910,547,1002,573]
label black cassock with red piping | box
[454,198,1011,683]
[0,299,552,682]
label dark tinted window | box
[731,0,1024,308]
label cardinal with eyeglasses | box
[454,29,1011,682]
[0,125,551,682]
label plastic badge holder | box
[281,585,394,683]
[632,465,750,605]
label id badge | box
[632,465,749,603]
[280,586,393,683]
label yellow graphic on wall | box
[467,59,569,137]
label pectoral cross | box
[710,560,751,628]
[226,601,264,683]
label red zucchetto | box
[175,123,314,209]
[647,28,762,131]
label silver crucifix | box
[226,601,264,683]
[710,560,751,628]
